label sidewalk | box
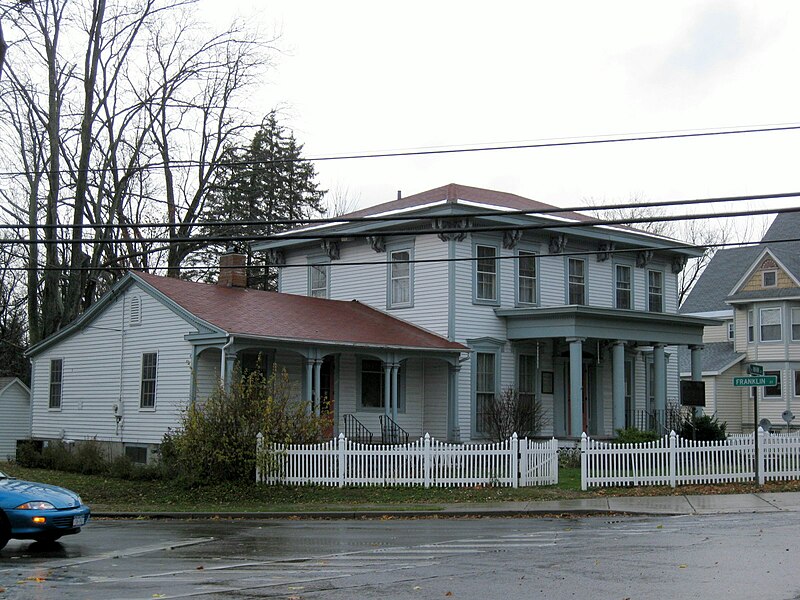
[92,491,800,520]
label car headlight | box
[15,501,56,510]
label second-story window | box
[763,270,777,287]
[727,321,735,340]
[517,251,537,305]
[792,307,800,341]
[310,264,329,298]
[747,310,754,342]
[476,245,497,302]
[568,258,585,305]
[389,249,411,307]
[615,264,632,309]
[760,307,782,342]
[648,270,663,312]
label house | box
[0,377,31,460]
[253,183,716,441]
[25,265,466,461]
[679,211,800,433]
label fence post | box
[511,432,519,488]
[424,433,431,489]
[757,426,765,486]
[552,438,559,485]
[580,433,588,491]
[337,433,346,488]
[669,430,677,488]
[255,432,263,483]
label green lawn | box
[2,462,798,513]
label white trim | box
[0,377,30,397]
[728,248,800,296]
[679,353,745,378]
[684,309,734,319]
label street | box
[0,513,797,599]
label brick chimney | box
[218,247,248,288]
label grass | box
[3,462,800,514]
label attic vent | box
[129,296,142,327]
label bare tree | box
[483,387,548,442]
[0,0,270,340]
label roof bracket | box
[320,239,340,260]
[549,234,567,254]
[636,250,653,268]
[671,255,688,273]
[367,235,386,253]
[502,229,523,249]
[597,242,615,262]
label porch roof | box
[134,272,466,353]
[495,305,721,346]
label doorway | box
[565,363,594,436]
[319,356,336,438]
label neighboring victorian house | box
[25,265,466,462]
[253,183,715,442]
[679,211,800,433]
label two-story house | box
[679,211,800,433]
[26,183,715,458]
[255,183,713,442]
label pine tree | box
[194,112,326,288]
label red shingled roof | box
[342,183,594,222]
[133,272,466,352]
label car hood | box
[0,478,83,509]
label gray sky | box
[203,0,800,230]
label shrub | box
[678,413,727,441]
[614,428,661,444]
[482,386,549,442]
[164,366,328,483]
[558,447,581,468]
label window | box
[648,270,663,312]
[475,245,497,302]
[747,310,754,343]
[792,307,800,341]
[359,359,405,411]
[624,359,633,428]
[125,446,148,464]
[760,307,782,342]
[309,264,328,298]
[389,249,411,307]
[475,352,496,435]
[517,354,536,435]
[615,264,632,309]
[140,353,158,409]
[727,321,735,340]
[763,270,777,287]
[568,258,585,305]
[49,359,63,409]
[517,251,537,305]
[764,370,781,398]
[794,371,800,397]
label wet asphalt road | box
[0,513,798,599]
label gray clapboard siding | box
[31,284,196,446]
[0,380,30,459]
[422,358,448,439]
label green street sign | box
[733,376,777,387]
[748,364,764,376]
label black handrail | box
[342,414,373,444]
[379,415,409,445]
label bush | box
[558,447,581,468]
[163,366,328,483]
[678,413,727,441]
[614,428,661,444]
[482,386,549,442]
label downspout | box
[221,335,234,388]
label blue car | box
[0,470,90,549]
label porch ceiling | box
[496,306,721,346]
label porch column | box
[448,364,461,442]
[384,362,392,419]
[390,363,399,422]
[304,358,314,409]
[690,344,704,417]
[653,343,667,419]
[313,359,322,416]
[567,337,584,436]
[612,340,626,433]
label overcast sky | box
[203,1,800,234]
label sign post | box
[735,366,772,485]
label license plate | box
[72,515,86,527]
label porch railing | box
[380,415,409,445]
[624,406,688,435]
[342,414,373,445]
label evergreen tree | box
[193,112,326,288]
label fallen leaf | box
[414,586,422,590]
[678,564,687,569]
[445,592,453,597]
[656,525,663,529]
[196,565,204,570]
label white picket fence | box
[256,432,559,488]
[581,428,800,490]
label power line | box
[0,189,798,231]
[1,233,796,273]
[1,122,800,178]
[0,204,797,245]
